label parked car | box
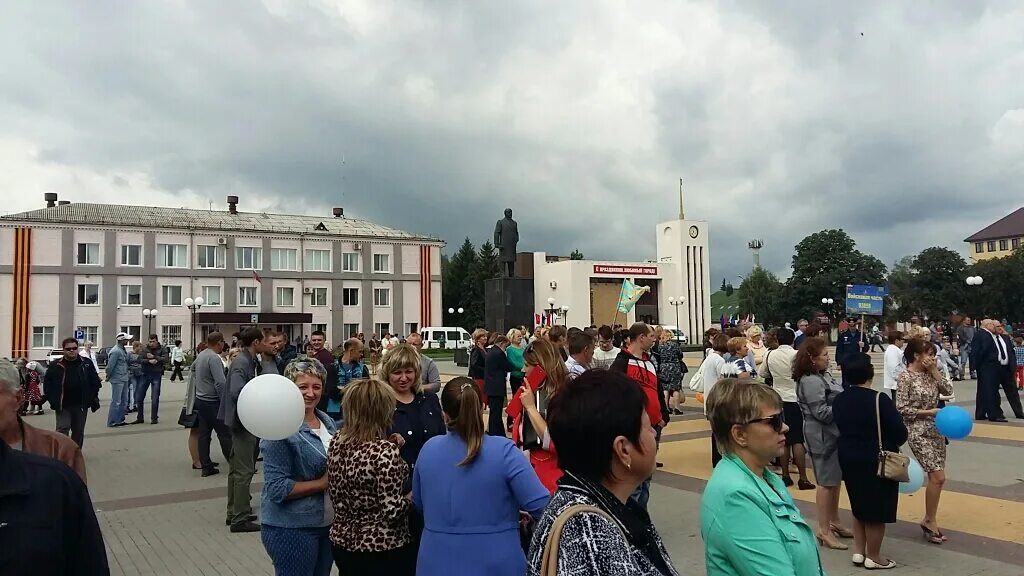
[47,349,63,364]
[420,326,472,350]
[661,325,689,345]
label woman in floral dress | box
[896,337,953,545]
[656,330,687,414]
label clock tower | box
[655,181,711,339]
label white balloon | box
[236,374,305,440]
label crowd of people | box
[1,310,1021,575]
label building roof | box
[0,203,442,244]
[964,207,1024,243]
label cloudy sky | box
[2,1,1023,285]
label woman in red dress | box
[506,338,567,493]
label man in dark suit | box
[483,335,515,437]
[970,318,1023,422]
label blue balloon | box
[899,458,925,494]
[935,405,973,440]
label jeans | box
[195,398,232,469]
[229,427,259,525]
[106,379,129,426]
[135,372,162,422]
[56,406,89,448]
[631,424,662,509]
[262,525,333,576]
[128,375,140,409]
[959,343,973,376]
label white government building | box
[0,194,443,360]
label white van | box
[661,325,689,344]
[420,327,472,350]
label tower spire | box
[678,178,685,221]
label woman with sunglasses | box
[701,379,823,575]
[506,338,567,493]
[259,356,338,576]
[794,337,852,551]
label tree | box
[910,247,967,321]
[721,277,727,291]
[738,267,785,327]
[782,229,887,322]
[964,248,1024,322]
[885,256,918,322]
[570,249,585,260]
[442,238,477,327]
[464,240,501,330]
[725,283,735,297]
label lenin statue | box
[493,208,519,277]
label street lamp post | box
[560,305,570,326]
[546,297,558,326]
[965,277,983,323]
[668,296,685,342]
[184,297,205,354]
[142,308,159,339]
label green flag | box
[616,279,650,314]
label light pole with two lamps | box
[668,296,685,342]
[142,308,159,339]
[965,276,983,325]
[545,298,558,326]
[184,297,205,354]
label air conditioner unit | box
[217,237,228,245]
[303,288,312,294]
[352,242,362,250]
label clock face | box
[688,225,699,239]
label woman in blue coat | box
[413,377,549,576]
[259,356,338,576]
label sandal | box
[830,523,854,539]
[816,533,849,550]
[798,479,816,490]
[920,523,945,544]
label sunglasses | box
[743,412,785,433]
[64,346,79,352]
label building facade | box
[964,207,1024,262]
[527,217,711,341]
[0,197,443,360]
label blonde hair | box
[659,329,673,342]
[506,328,523,343]
[727,336,748,355]
[745,325,763,339]
[534,326,550,340]
[706,378,783,453]
[380,343,422,394]
[339,378,395,444]
[522,338,568,395]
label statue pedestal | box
[484,277,535,333]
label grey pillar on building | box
[331,241,345,342]
[392,248,403,335]
[361,248,374,335]
[260,238,273,313]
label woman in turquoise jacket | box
[701,378,825,576]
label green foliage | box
[442,238,477,327]
[963,248,1024,321]
[782,229,887,322]
[885,256,917,322]
[738,267,785,327]
[570,249,585,260]
[910,247,967,320]
[462,240,500,330]
[724,283,734,296]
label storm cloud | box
[2,1,1023,284]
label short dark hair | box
[904,338,935,365]
[174,340,182,346]
[710,333,729,353]
[725,327,743,338]
[310,330,326,339]
[206,332,225,346]
[627,322,651,341]
[240,327,264,347]
[568,331,595,355]
[842,352,874,386]
[548,325,567,342]
[547,370,647,481]
[149,334,159,341]
[61,337,78,348]
[777,328,795,346]
[598,325,613,340]
[887,330,904,345]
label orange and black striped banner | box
[12,227,32,358]
[419,246,432,327]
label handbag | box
[875,392,909,482]
[539,505,617,576]
[689,360,705,391]
[762,350,774,387]
[177,406,198,428]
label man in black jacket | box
[43,337,101,448]
[970,318,1023,422]
[133,334,168,424]
[0,440,109,575]
[835,319,862,389]
[483,335,515,437]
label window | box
[374,323,391,337]
[1013,238,1021,250]
[32,326,54,349]
[310,287,328,306]
[344,323,360,338]
[157,244,188,268]
[373,287,390,307]
[201,285,222,306]
[121,244,142,266]
[120,284,141,306]
[311,323,327,335]
[999,239,1009,251]
[271,248,298,271]
[77,243,100,265]
[161,325,182,345]
[975,242,985,253]
[77,284,99,305]
[987,241,996,252]
[119,325,141,342]
[305,249,331,272]
[276,286,295,307]
[446,330,462,342]
[236,247,263,270]
[162,285,183,306]
[405,323,418,336]
[373,253,390,273]
[342,252,360,272]
[343,288,359,306]
[197,245,226,269]
[239,286,258,307]
[77,326,98,343]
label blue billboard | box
[845,284,885,316]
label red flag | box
[252,270,262,284]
